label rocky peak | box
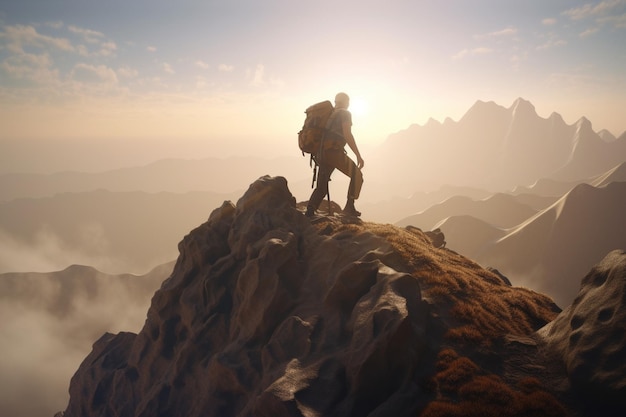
[509,97,537,119]
[575,116,593,133]
[60,176,626,417]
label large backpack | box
[298,100,336,156]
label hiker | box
[306,92,364,217]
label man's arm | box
[342,122,364,169]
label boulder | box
[538,250,626,414]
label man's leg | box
[306,163,334,216]
[330,151,363,215]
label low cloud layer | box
[0,266,168,417]
[0,229,116,274]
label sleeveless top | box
[325,108,351,149]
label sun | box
[349,97,369,117]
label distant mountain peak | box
[509,97,537,118]
[575,116,592,131]
[511,96,534,108]
[598,129,616,142]
[424,117,442,127]
[549,111,565,122]
[460,99,504,123]
[379,98,621,190]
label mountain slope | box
[590,161,626,187]
[431,215,506,260]
[395,164,626,308]
[60,176,626,417]
[361,185,492,224]
[478,181,626,307]
[396,193,538,230]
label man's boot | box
[343,199,361,217]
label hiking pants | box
[308,148,363,210]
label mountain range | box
[373,97,625,194]
[397,162,626,307]
[1,98,625,417]
[2,98,625,206]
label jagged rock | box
[486,267,512,286]
[538,249,626,414]
[62,176,572,417]
[405,225,446,249]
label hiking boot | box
[343,202,361,217]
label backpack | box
[298,100,337,156]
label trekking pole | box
[327,188,332,215]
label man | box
[306,92,364,217]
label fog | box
[0,229,117,274]
[0,266,170,417]
[0,135,294,175]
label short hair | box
[335,92,350,107]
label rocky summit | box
[60,176,626,417]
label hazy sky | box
[1,0,625,168]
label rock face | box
[538,250,626,414]
[65,176,436,417]
[61,176,623,417]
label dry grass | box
[316,221,560,346]
[421,350,567,417]
[310,219,567,415]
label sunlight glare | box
[349,97,368,117]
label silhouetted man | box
[306,92,364,217]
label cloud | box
[98,41,117,56]
[479,26,518,38]
[536,38,568,50]
[0,227,113,274]
[147,45,157,52]
[0,268,162,417]
[472,26,518,43]
[542,18,557,26]
[162,62,175,74]
[562,1,626,35]
[598,12,626,28]
[452,47,493,60]
[1,24,74,54]
[68,25,104,43]
[45,21,64,30]
[76,44,89,56]
[563,0,626,20]
[196,60,209,69]
[70,63,119,85]
[118,66,139,78]
[580,27,600,37]
[0,51,60,85]
[248,63,265,86]
[218,63,234,72]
